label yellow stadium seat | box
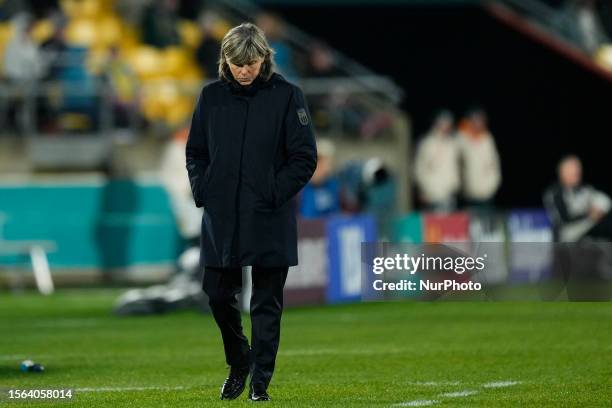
[31,19,55,44]
[180,65,204,82]
[178,20,202,49]
[65,18,97,46]
[117,23,140,51]
[60,0,104,19]
[213,19,232,41]
[140,81,178,122]
[161,46,204,80]
[58,113,92,131]
[96,15,122,48]
[125,46,164,80]
[0,23,13,64]
[166,96,196,126]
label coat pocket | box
[255,168,278,212]
[198,166,213,206]
[266,167,278,208]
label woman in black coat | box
[185,22,317,401]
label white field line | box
[0,355,28,361]
[76,386,187,392]
[438,390,479,398]
[482,381,521,388]
[406,381,461,386]
[392,400,440,407]
[25,319,103,328]
[280,347,409,356]
[394,380,519,406]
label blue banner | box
[326,214,377,303]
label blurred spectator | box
[359,109,394,140]
[142,0,180,49]
[102,46,140,131]
[56,46,99,131]
[37,13,68,131]
[0,0,25,20]
[159,125,202,244]
[195,10,222,79]
[3,13,44,82]
[40,13,68,81]
[361,158,397,239]
[565,0,609,53]
[456,108,501,208]
[303,41,342,78]
[2,13,44,133]
[336,160,364,213]
[256,12,297,79]
[299,138,340,219]
[115,0,150,27]
[301,41,343,130]
[414,110,459,212]
[337,158,396,237]
[543,155,612,241]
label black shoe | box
[248,384,271,402]
[220,365,250,400]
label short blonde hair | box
[218,22,276,81]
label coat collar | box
[224,72,285,97]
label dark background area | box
[265,3,612,208]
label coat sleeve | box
[273,86,318,208]
[185,91,210,208]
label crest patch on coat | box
[297,108,309,126]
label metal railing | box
[0,75,400,139]
[497,0,596,53]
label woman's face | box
[228,58,264,85]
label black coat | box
[186,72,317,268]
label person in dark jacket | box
[543,155,612,242]
[185,22,317,402]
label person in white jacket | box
[159,126,203,243]
[456,109,501,208]
[3,13,44,83]
[414,110,460,212]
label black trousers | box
[203,265,289,389]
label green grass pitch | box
[0,290,610,407]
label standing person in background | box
[544,155,612,242]
[141,0,180,48]
[3,13,44,82]
[3,13,44,133]
[160,126,203,246]
[186,23,317,402]
[255,12,297,80]
[299,138,340,219]
[414,110,460,212]
[457,108,501,209]
[195,9,222,79]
